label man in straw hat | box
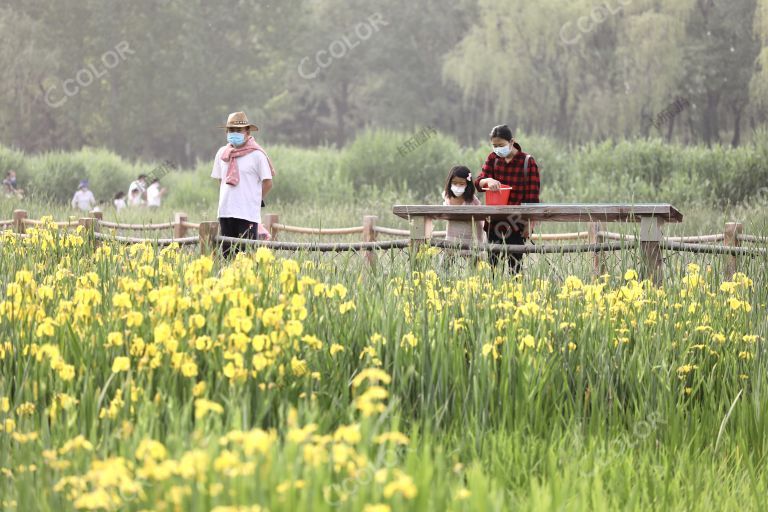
[211,111,275,258]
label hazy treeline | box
[1,0,767,165]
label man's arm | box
[211,149,223,184]
[256,151,273,199]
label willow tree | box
[443,0,589,141]
[443,0,696,142]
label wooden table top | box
[393,204,683,223]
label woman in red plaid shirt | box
[475,125,541,273]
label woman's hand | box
[480,178,501,191]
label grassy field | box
[0,194,767,511]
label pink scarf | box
[221,136,276,186]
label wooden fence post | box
[13,210,27,234]
[588,221,605,278]
[362,215,378,266]
[174,212,188,239]
[263,213,279,240]
[408,216,433,255]
[79,217,99,249]
[639,217,664,286]
[724,222,744,279]
[198,221,219,256]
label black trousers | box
[488,224,526,274]
[219,217,258,259]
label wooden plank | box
[409,216,433,254]
[639,217,664,285]
[174,212,188,239]
[362,215,378,266]
[13,210,27,234]
[724,222,744,279]
[588,221,605,277]
[392,204,683,223]
[198,221,219,256]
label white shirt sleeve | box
[254,151,272,181]
[88,191,96,206]
[211,148,223,179]
[71,192,78,208]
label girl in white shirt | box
[128,188,144,207]
[113,192,127,211]
[442,166,486,244]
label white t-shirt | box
[128,194,144,206]
[211,148,272,224]
[146,183,162,207]
[128,180,146,197]
[72,189,96,211]
[114,198,127,211]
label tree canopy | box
[0,0,764,164]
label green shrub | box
[266,145,351,204]
[162,163,219,211]
[4,147,137,205]
[339,128,463,201]
[1,130,766,209]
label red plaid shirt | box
[474,147,541,205]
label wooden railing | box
[2,209,766,279]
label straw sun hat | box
[218,111,259,131]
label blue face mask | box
[227,132,246,146]
[493,145,511,158]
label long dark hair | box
[489,124,513,141]
[444,165,476,202]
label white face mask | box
[493,145,511,158]
[451,185,466,197]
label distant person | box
[2,170,22,198]
[2,170,17,193]
[128,174,148,202]
[211,111,275,258]
[475,124,540,273]
[128,188,144,207]
[442,166,485,244]
[146,178,166,208]
[71,180,96,212]
[113,191,127,212]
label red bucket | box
[484,187,512,206]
